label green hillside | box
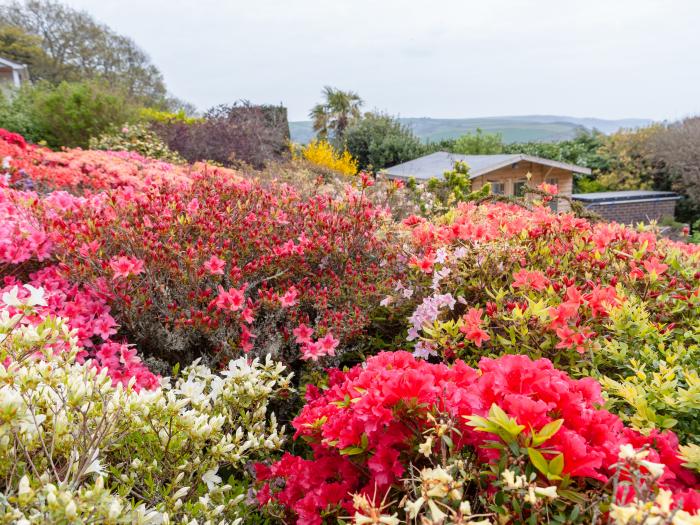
[289,115,652,144]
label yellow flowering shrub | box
[292,139,358,176]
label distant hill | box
[289,115,653,144]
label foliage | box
[649,117,700,224]
[2,128,700,524]
[0,80,137,148]
[0,0,167,106]
[309,86,363,146]
[595,125,664,191]
[89,122,185,163]
[139,107,203,125]
[256,352,699,524]
[451,128,504,155]
[595,302,700,442]
[151,102,290,169]
[291,139,358,176]
[0,23,45,67]
[343,112,424,172]
[0,297,289,524]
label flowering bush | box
[0,296,290,524]
[89,122,185,163]
[384,201,700,441]
[256,352,699,524]
[0,131,399,375]
[292,139,358,177]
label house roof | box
[382,151,592,180]
[0,56,28,70]
[572,190,681,204]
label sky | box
[64,0,700,122]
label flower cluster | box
[0,299,290,524]
[256,352,699,524]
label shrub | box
[0,81,138,149]
[256,352,699,524]
[89,122,185,163]
[0,297,290,524]
[292,139,358,176]
[151,102,290,169]
[0,135,398,372]
[381,201,700,443]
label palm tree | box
[309,86,363,145]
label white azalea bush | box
[0,288,291,524]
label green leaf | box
[339,446,364,456]
[549,453,564,477]
[527,447,550,477]
[532,419,564,446]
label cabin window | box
[513,180,527,197]
[490,181,505,195]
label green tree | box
[309,86,363,145]
[0,0,167,106]
[451,128,504,154]
[649,117,700,224]
[0,24,46,66]
[344,112,424,171]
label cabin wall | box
[470,161,573,212]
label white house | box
[0,56,30,89]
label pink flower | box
[109,256,144,280]
[293,323,314,344]
[537,182,558,195]
[642,257,668,278]
[512,268,549,291]
[203,255,226,275]
[317,333,339,356]
[460,307,490,347]
[93,315,117,340]
[280,286,299,307]
[214,285,245,312]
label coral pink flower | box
[109,256,144,280]
[213,285,245,312]
[293,323,314,344]
[642,257,669,278]
[512,268,549,291]
[203,255,226,275]
[460,307,490,347]
[280,286,299,307]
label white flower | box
[202,467,222,490]
[2,285,22,307]
[24,284,47,307]
[534,486,558,499]
[418,436,433,457]
[640,460,665,479]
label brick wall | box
[582,199,677,224]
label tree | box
[309,86,363,145]
[451,129,504,154]
[0,0,167,106]
[344,112,424,171]
[593,125,664,191]
[0,24,46,66]
[648,117,700,224]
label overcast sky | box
[64,0,700,121]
